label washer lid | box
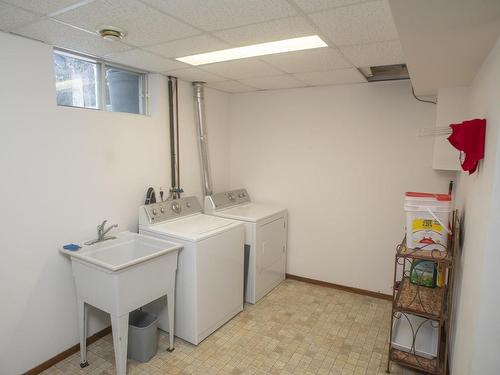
[214,202,287,223]
[143,213,242,242]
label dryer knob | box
[171,202,181,213]
[160,207,166,213]
[152,209,158,216]
[227,192,235,201]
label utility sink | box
[61,231,182,375]
[66,231,181,272]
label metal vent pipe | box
[193,82,213,197]
[168,76,182,199]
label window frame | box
[54,48,150,116]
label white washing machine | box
[204,189,287,304]
[139,196,245,345]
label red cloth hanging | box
[447,119,486,174]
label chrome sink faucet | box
[85,220,118,245]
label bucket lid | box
[405,192,452,201]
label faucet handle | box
[102,222,118,236]
[88,220,117,245]
[98,220,107,230]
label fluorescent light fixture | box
[176,35,328,66]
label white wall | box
[451,35,500,375]
[0,32,230,374]
[432,87,470,170]
[229,80,455,295]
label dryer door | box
[256,216,286,301]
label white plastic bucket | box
[404,192,452,251]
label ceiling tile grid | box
[262,47,351,73]
[206,80,257,93]
[162,67,227,83]
[340,39,404,67]
[0,2,40,31]
[239,74,306,90]
[0,0,408,92]
[213,16,314,46]
[140,0,297,32]
[292,0,368,13]
[200,58,284,80]
[145,35,229,58]
[2,0,84,16]
[309,0,399,46]
[54,0,200,46]
[105,48,187,72]
[14,18,132,56]
[293,68,367,85]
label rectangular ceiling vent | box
[361,64,409,82]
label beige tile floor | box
[42,280,420,375]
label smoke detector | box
[97,26,126,41]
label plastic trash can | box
[127,309,158,362]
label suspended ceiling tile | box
[239,75,306,90]
[213,16,315,46]
[145,35,228,58]
[206,80,256,93]
[262,47,351,73]
[2,0,84,15]
[141,0,296,31]
[341,39,405,67]
[310,0,399,46]
[293,68,366,85]
[200,59,283,80]
[106,49,185,72]
[0,2,40,31]
[292,0,366,13]
[163,67,226,83]
[14,18,131,56]
[54,0,199,47]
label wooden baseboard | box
[286,273,392,301]
[24,326,112,375]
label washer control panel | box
[140,196,202,224]
[208,188,251,210]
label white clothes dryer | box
[139,196,244,345]
[204,189,287,304]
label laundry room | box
[0,1,499,375]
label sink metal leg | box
[166,287,175,352]
[77,299,89,368]
[111,314,129,375]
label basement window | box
[53,49,148,115]
[54,51,99,109]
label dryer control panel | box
[139,196,202,225]
[206,189,251,211]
